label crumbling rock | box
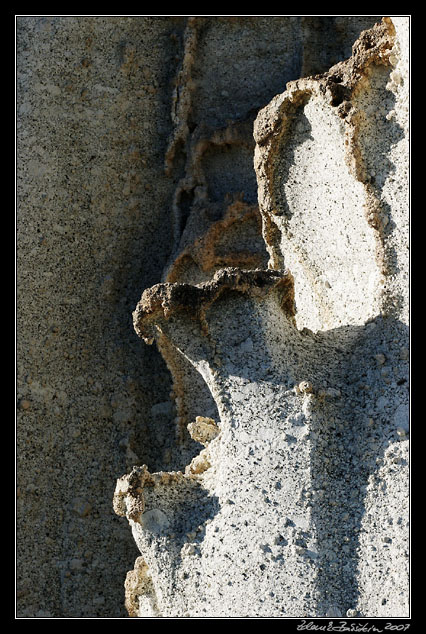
[124,557,159,618]
[133,266,295,344]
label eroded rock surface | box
[115,18,409,618]
[17,15,406,618]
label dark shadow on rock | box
[307,315,409,616]
[191,294,408,616]
[271,106,313,222]
[301,17,383,77]
[141,476,221,565]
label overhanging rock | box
[114,17,409,618]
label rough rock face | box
[254,17,408,332]
[17,16,407,618]
[115,17,409,618]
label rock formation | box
[17,16,408,618]
[114,17,409,618]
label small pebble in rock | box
[182,543,196,556]
[374,353,386,365]
[69,558,84,571]
[298,381,313,394]
[326,606,342,617]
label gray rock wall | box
[16,16,406,618]
[17,16,183,617]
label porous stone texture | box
[17,15,406,618]
[16,16,183,617]
[117,17,409,618]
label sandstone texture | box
[17,16,407,618]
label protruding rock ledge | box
[133,266,295,344]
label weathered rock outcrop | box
[115,17,409,618]
[17,16,407,618]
